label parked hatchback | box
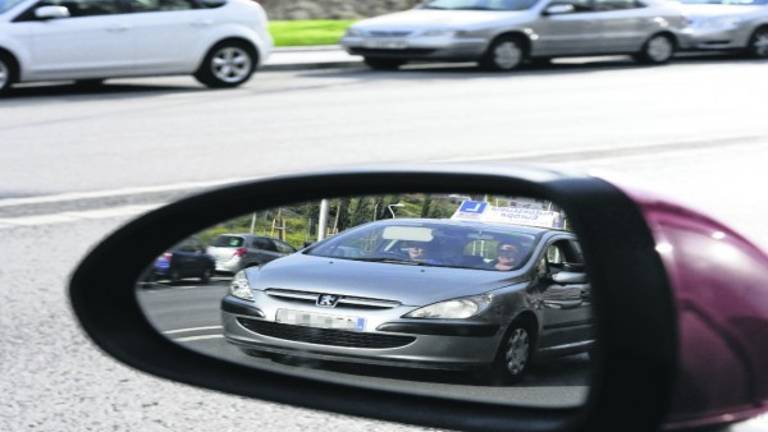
[340,0,687,71]
[0,0,272,95]
[207,234,296,274]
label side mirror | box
[551,271,588,284]
[544,3,576,15]
[68,165,768,432]
[34,5,70,19]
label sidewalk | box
[263,45,364,71]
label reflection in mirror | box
[137,194,595,408]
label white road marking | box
[174,334,224,343]
[0,204,162,228]
[0,176,251,207]
[163,326,223,335]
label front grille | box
[368,30,412,37]
[349,48,437,57]
[237,318,416,349]
[265,288,400,310]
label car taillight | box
[233,247,247,257]
[162,252,173,260]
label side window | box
[252,238,277,252]
[41,0,123,17]
[593,0,639,11]
[127,0,197,12]
[554,0,593,12]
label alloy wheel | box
[752,30,768,58]
[646,36,673,63]
[504,327,530,376]
[0,60,9,90]
[493,41,523,70]
[211,47,252,84]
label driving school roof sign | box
[451,200,566,230]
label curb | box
[262,61,364,72]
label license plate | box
[276,309,365,332]
[362,39,408,49]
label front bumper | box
[678,26,752,51]
[341,35,488,61]
[221,294,503,369]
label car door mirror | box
[68,165,768,432]
[34,5,70,19]
[544,3,576,15]
[551,271,588,284]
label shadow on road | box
[3,81,204,101]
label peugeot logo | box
[317,294,340,308]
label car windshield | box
[306,220,540,271]
[211,235,245,247]
[679,0,768,4]
[420,0,539,11]
[0,0,25,13]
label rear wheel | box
[748,27,768,59]
[363,57,405,70]
[195,41,257,88]
[635,34,675,65]
[0,55,13,95]
[480,36,526,71]
[200,267,213,284]
[169,269,182,285]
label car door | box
[535,238,593,349]
[174,241,201,276]
[532,0,604,56]
[591,0,648,53]
[15,0,135,80]
[122,0,212,74]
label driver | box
[404,242,439,265]
[491,242,523,271]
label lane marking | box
[0,176,251,208]
[174,334,224,343]
[0,204,162,228]
[163,326,223,335]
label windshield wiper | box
[352,257,423,265]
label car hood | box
[247,253,527,306]
[353,9,528,32]
[679,4,765,18]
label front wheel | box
[748,27,768,59]
[0,56,12,95]
[486,322,533,384]
[200,267,213,284]
[479,37,525,71]
[363,57,405,70]
[635,34,675,65]
[195,42,257,88]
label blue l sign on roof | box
[459,201,487,214]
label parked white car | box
[0,0,272,95]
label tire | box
[363,57,405,70]
[200,267,213,284]
[169,269,182,285]
[635,34,675,65]
[479,36,526,71]
[487,320,534,384]
[195,41,257,88]
[0,55,13,96]
[747,27,768,59]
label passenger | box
[492,242,523,271]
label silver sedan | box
[221,219,594,383]
[678,0,768,58]
[340,0,687,70]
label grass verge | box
[269,20,356,47]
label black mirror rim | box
[68,165,677,432]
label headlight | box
[229,270,254,301]
[422,29,457,38]
[404,294,493,319]
[345,28,364,37]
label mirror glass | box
[136,193,595,408]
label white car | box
[0,0,273,95]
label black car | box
[151,238,215,284]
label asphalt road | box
[3,57,768,432]
[136,279,591,408]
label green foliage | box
[269,20,356,47]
